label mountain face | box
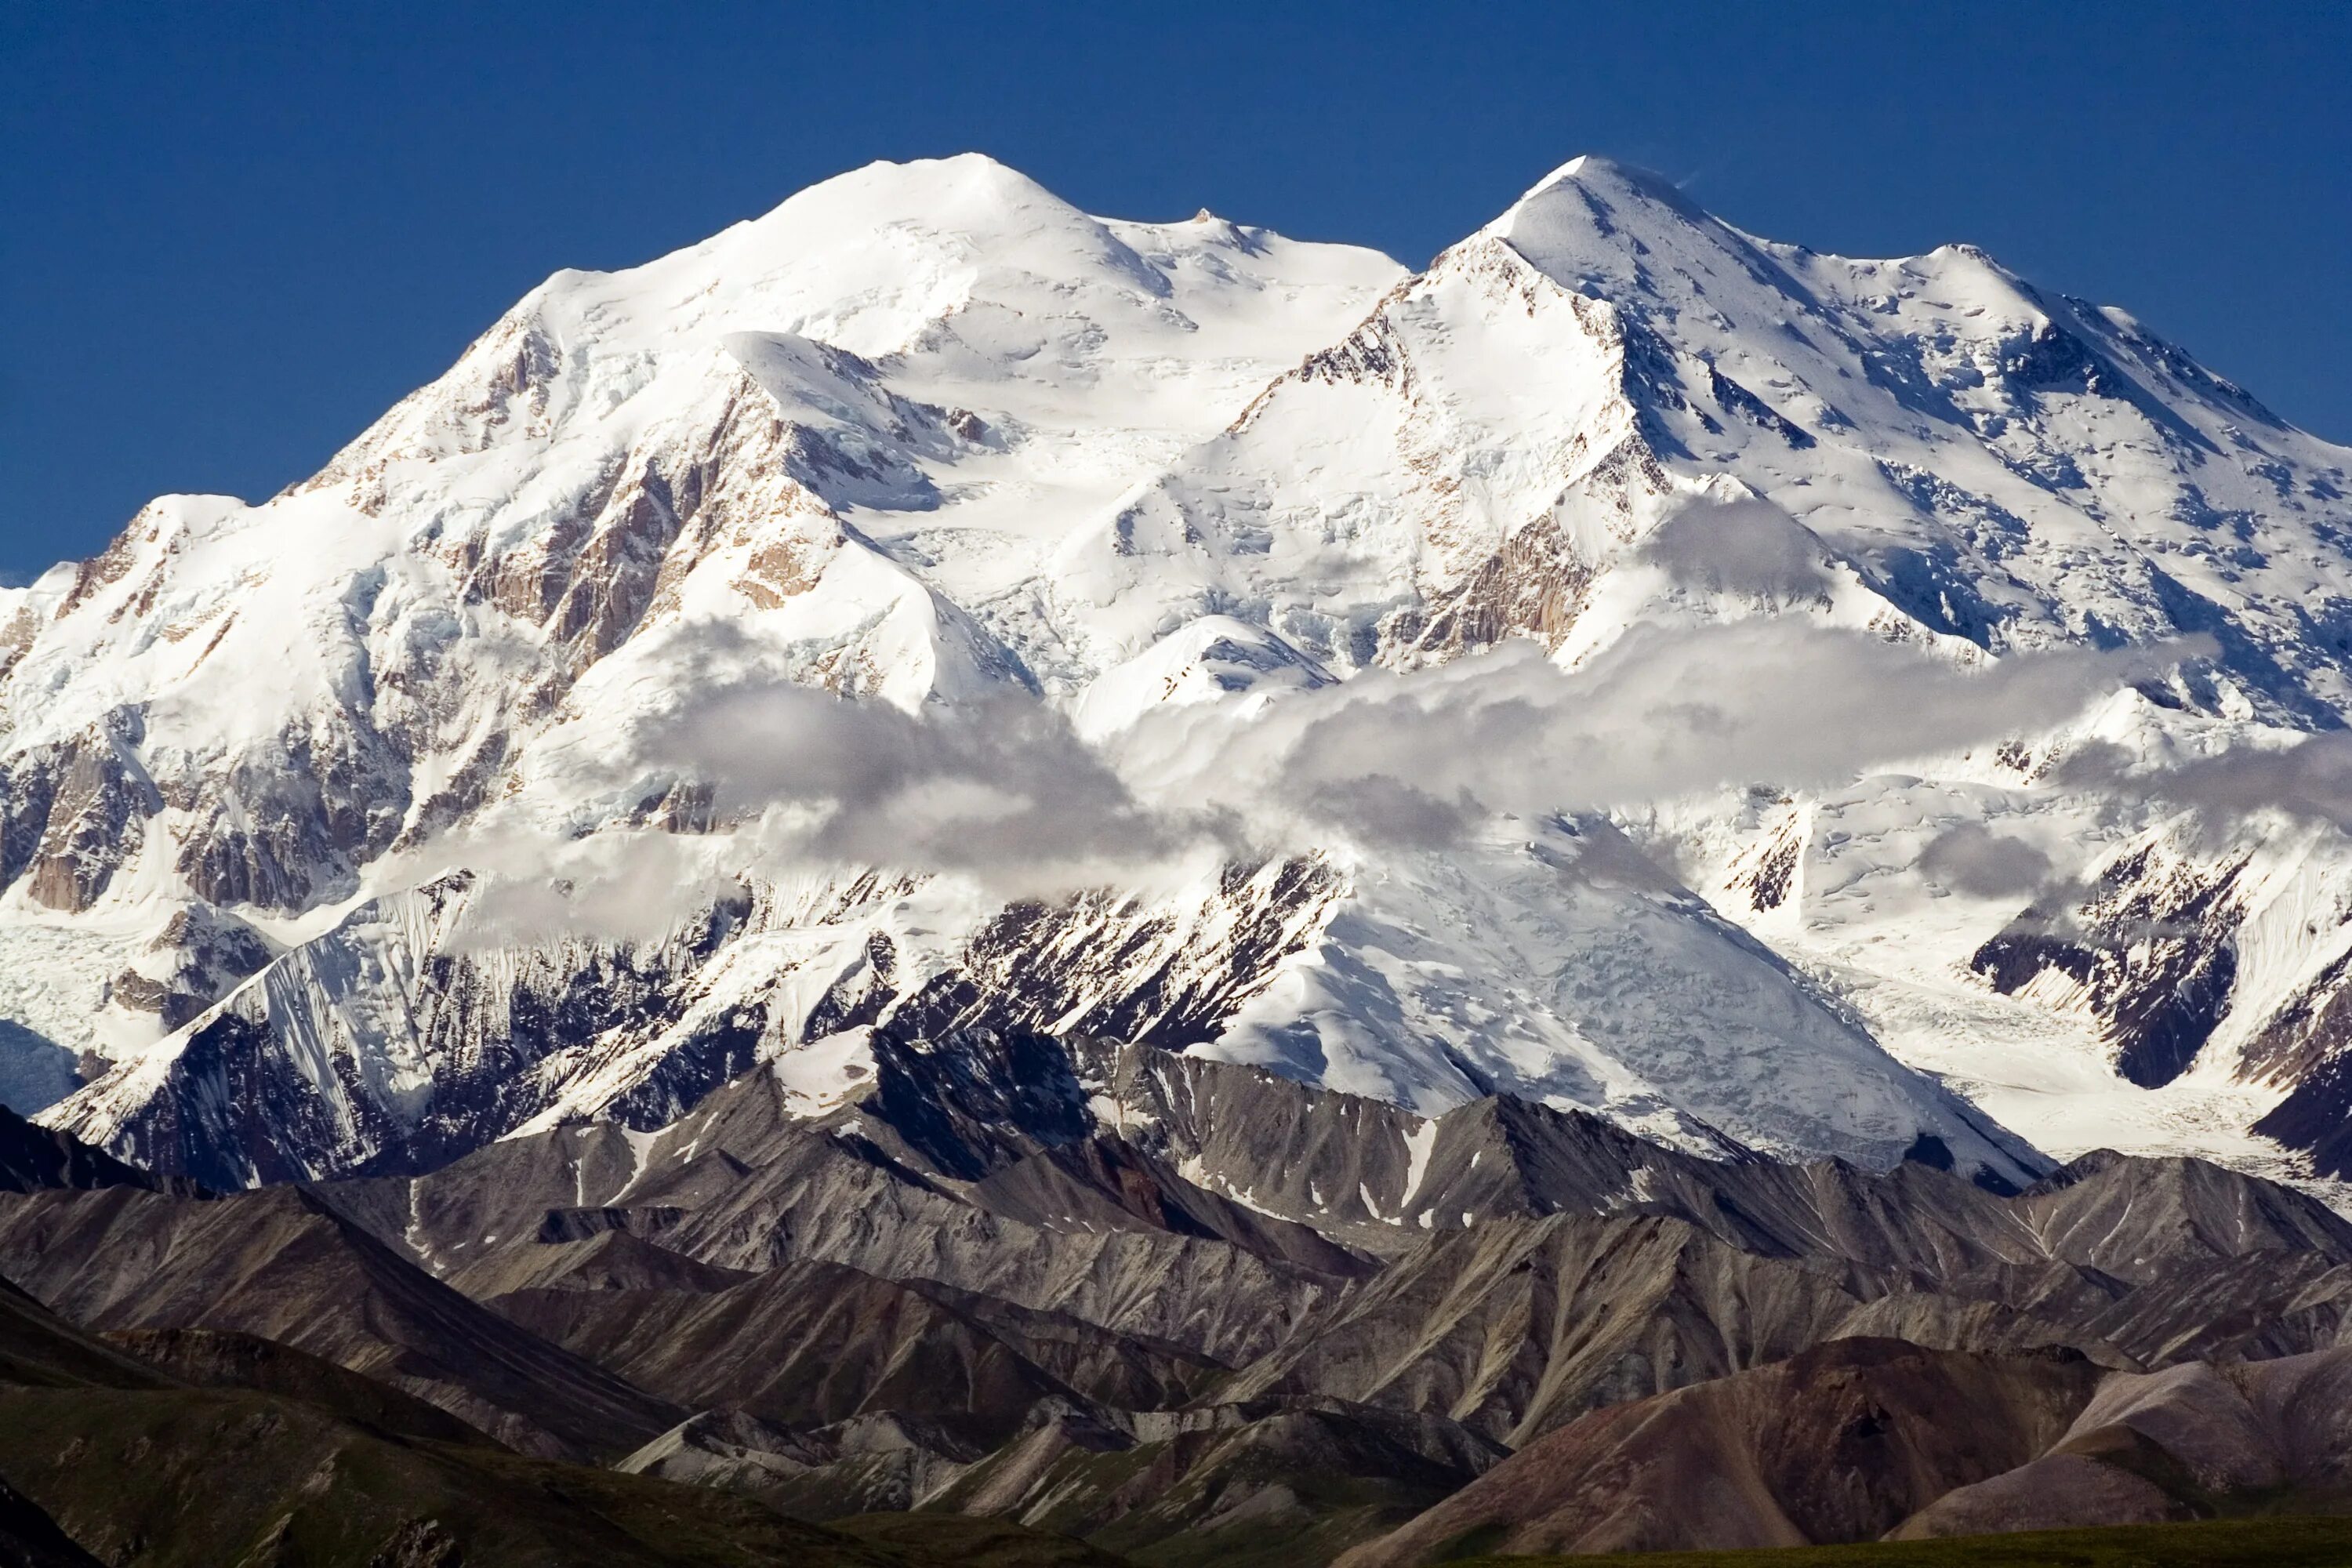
[4,152,2352,1206]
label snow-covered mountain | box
[5,152,2350,1198]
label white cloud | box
[433,616,2217,944]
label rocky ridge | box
[3,1030,2351,1562]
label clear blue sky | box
[4,1,2347,579]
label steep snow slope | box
[7,153,2352,1197]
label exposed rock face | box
[1972,837,2250,1089]
[1213,1213,2114,1445]
[313,1032,2352,1494]
[2263,1060,2352,1182]
[332,1032,2352,1385]
[2,720,159,915]
[49,860,1396,1192]
[103,903,273,1033]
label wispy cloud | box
[1143,621,2194,848]
[2053,732,2352,837]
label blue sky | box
[4,0,2347,578]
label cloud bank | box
[423,604,2266,947]
[1163,621,2184,839]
